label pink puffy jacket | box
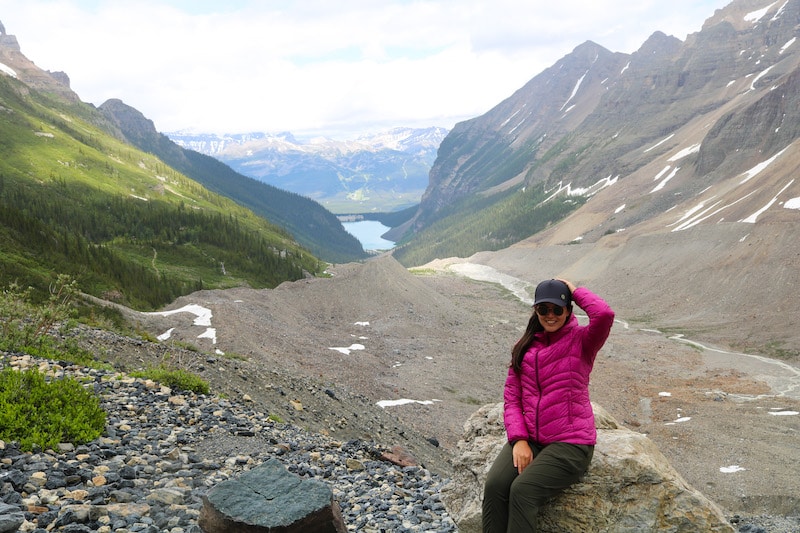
[503,286,615,446]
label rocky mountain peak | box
[0,21,76,99]
[634,30,682,58]
[702,0,787,31]
[414,0,800,232]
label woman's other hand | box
[512,440,533,474]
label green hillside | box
[98,99,368,264]
[392,185,584,267]
[0,74,324,310]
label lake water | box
[342,220,396,251]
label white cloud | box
[0,0,729,137]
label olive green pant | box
[482,441,593,533]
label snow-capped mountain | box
[167,127,448,213]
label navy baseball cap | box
[533,279,572,307]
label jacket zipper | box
[533,332,552,443]
[534,340,543,443]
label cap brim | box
[533,298,568,307]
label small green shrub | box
[0,276,99,367]
[130,364,209,394]
[0,276,76,349]
[0,367,106,452]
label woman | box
[482,278,615,532]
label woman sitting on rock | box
[482,278,615,532]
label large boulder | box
[199,458,346,533]
[441,402,735,532]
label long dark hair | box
[510,305,572,373]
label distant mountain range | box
[166,127,448,214]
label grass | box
[460,396,483,405]
[130,363,210,395]
[408,268,437,276]
[760,341,799,360]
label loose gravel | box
[0,354,456,532]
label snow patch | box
[643,134,674,153]
[197,328,217,344]
[740,147,788,184]
[668,143,701,162]
[784,197,800,210]
[147,304,217,344]
[744,2,778,23]
[749,65,775,91]
[665,416,691,425]
[148,304,213,326]
[740,180,795,223]
[720,465,746,473]
[377,398,441,408]
[329,344,365,355]
[0,62,17,78]
[157,328,175,341]
[651,166,680,193]
[560,70,588,111]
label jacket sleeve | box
[503,366,529,443]
[572,286,615,359]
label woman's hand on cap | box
[556,278,576,293]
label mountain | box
[0,24,336,310]
[0,27,76,101]
[397,0,800,256]
[166,127,448,214]
[391,0,800,357]
[97,100,368,264]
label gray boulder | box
[441,402,735,532]
[0,503,24,533]
[199,458,346,533]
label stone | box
[379,445,420,468]
[198,458,347,533]
[0,503,24,533]
[441,402,735,533]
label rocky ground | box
[0,354,458,532]
[70,254,799,528]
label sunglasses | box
[534,303,565,317]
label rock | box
[0,503,24,533]
[379,445,420,468]
[441,402,735,533]
[198,458,347,533]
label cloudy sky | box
[0,0,732,138]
